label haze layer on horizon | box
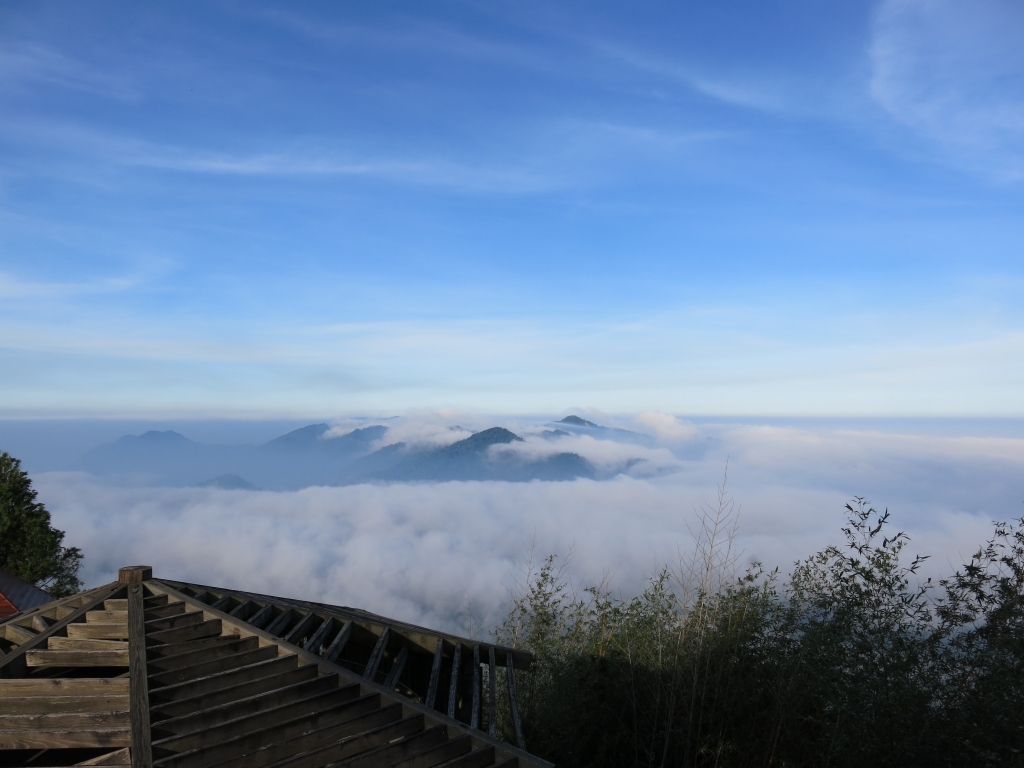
[2,1,1024,417]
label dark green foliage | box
[496,498,1024,768]
[0,452,82,597]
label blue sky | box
[2,0,1023,417]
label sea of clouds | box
[31,413,1024,636]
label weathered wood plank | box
[152,686,371,754]
[425,637,444,710]
[4,622,37,644]
[447,644,462,720]
[506,654,524,749]
[0,710,130,730]
[106,599,130,611]
[146,611,204,632]
[68,623,131,640]
[0,693,129,715]
[149,666,319,720]
[148,654,299,702]
[151,676,347,737]
[0,678,130,696]
[119,566,153,583]
[147,636,238,660]
[48,637,129,651]
[146,602,188,620]
[33,614,54,632]
[0,728,130,749]
[363,627,389,681]
[26,649,130,667]
[148,645,278,687]
[87,610,129,623]
[191,704,405,768]
[148,636,258,673]
[152,697,396,768]
[147,619,222,646]
[129,581,154,768]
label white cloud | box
[633,411,699,443]
[870,0,1024,179]
[34,420,1022,636]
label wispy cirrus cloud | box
[870,0,1024,180]
[0,42,136,100]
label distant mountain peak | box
[559,415,600,428]
[120,430,193,444]
[454,427,524,451]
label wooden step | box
[0,727,130,749]
[68,622,130,640]
[26,649,130,667]
[104,599,129,611]
[86,610,129,623]
[0,693,130,715]
[150,666,319,720]
[0,711,130,731]
[49,637,129,651]
[0,678,130,696]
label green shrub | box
[495,494,1024,768]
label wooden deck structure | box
[0,567,550,768]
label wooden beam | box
[32,614,54,632]
[129,582,154,768]
[363,627,389,681]
[0,728,130,749]
[383,645,409,690]
[0,678,129,696]
[49,637,129,651]
[246,604,275,630]
[471,644,481,730]
[0,693,129,715]
[150,666,319,720]
[210,595,234,612]
[148,637,259,674]
[148,646,278,687]
[106,599,130,611]
[322,621,352,663]
[87,610,129,623]
[119,565,153,584]
[0,711,131,730]
[76,746,132,765]
[3,622,37,645]
[146,611,204,632]
[284,611,318,646]
[447,644,462,720]
[146,619,222,646]
[228,600,257,620]
[425,637,443,710]
[302,616,335,653]
[506,653,524,750]
[488,647,497,737]
[68,623,130,640]
[77,746,132,765]
[26,649,130,667]
[265,607,296,637]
